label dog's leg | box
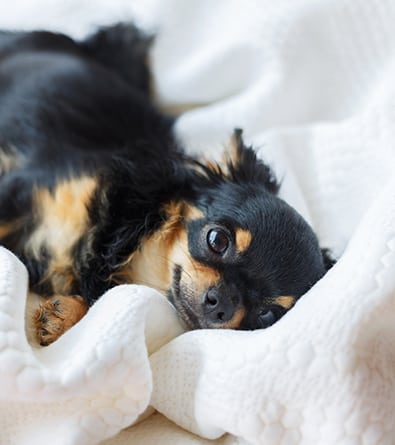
[34,295,88,346]
[80,23,153,95]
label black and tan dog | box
[0,24,332,346]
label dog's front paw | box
[34,295,88,346]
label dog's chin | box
[168,266,202,330]
[168,288,202,330]
[179,304,202,329]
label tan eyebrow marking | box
[274,295,296,310]
[235,228,252,252]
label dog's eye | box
[207,228,230,254]
[258,307,284,328]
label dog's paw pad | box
[34,295,87,346]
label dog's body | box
[0,24,331,346]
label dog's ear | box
[222,129,279,193]
[193,129,279,193]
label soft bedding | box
[1,1,395,444]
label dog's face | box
[165,131,328,330]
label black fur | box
[0,23,333,337]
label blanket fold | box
[0,248,183,445]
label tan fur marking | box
[185,259,221,293]
[235,228,252,252]
[185,205,204,221]
[161,201,185,241]
[172,229,221,294]
[29,177,96,293]
[205,160,223,175]
[221,307,246,329]
[163,200,204,222]
[274,295,296,310]
[0,223,15,239]
[122,231,174,293]
[118,201,185,291]
[120,201,206,292]
[124,224,221,302]
[34,295,88,346]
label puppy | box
[0,24,332,346]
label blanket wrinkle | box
[1,1,395,444]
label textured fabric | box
[1,1,395,444]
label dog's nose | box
[202,287,235,323]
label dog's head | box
[163,130,330,330]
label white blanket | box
[1,1,395,444]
